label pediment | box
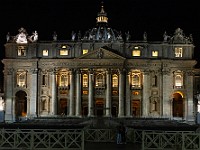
[76,47,125,60]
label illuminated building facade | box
[2,4,197,123]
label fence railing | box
[1,127,200,150]
[142,130,200,150]
[0,128,84,150]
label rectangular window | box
[43,50,48,56]
[175,47,183,57]
[60,49,69,56]
[18,46,26,56]
[82,49,88,55]
[132,50,141,56]
[152,50,158,57]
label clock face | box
[16,33,28,44]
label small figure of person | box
[121,123,127,144]
[116,124,122,144]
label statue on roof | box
[52,31,57,41]
[71,31,76,41]
[125,31,131,41]
[29,31,38,42]
[15,27,28,44]
[6,32,10,42]
[143,32,147,41]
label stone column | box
[69,69,75,116]
[125,71,131,117]
[118,69,124,117]
[142,70,150,117]
[50,69,57,115]
[75,69,81,117]
[29,68,38,118]
[186,71,194,122]
[4,68,14,122]
[105,69,111,117]
[162,68,172,118]
[88,69,94,117]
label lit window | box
[175,47,183,57]
[17,70,26,87]
[152,51,158,57]
[83,49,88,55]
[95,73,104,87]
[18,46,26,56]
[131,72,141,87]
[83,74,88,87]
[112,74,118,87]
[132,50,141,56]
[43,50,48,56]
[60,74,68,86]
[133,91,139,95]
[175,74,183,87]
[60,49,69,56]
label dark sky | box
[0,0,199,87]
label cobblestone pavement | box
[85,142,141,150]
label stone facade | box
[2,4,198,123]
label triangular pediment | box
[76,47,125,60]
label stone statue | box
[6,32,10,42]
[163,31,169,42]
[77,31,81,41]
[143,32,147,41]
[52,31,57,41]
[71,31,76,41]
[30,31,38,42]
[125,31,130,41]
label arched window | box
[95,73,104,87]
[175,75,183,86]
[60,74,68,86]
[83,74,88,87]
[174,71,183,88]
[17,70,26,87]
[132,74,140,87]
[112,74,118,87]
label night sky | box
[0,0,199,89]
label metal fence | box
[0,128,84,150]
[142,130,200,150]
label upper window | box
[60,74,69,86]
[43,50,48,56]
[95,73,104,87]
[174,70,183,88]
[112,74,118,87]
[132,50,141,56]
[18,46,26,56]
[175,47,183,57]
[131,71,141,88]
[83,74,88,87]
[152,50,158,57]
[82,49,88,55]
[60,45,69,56]
[17,70,26,87]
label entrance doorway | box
[95,99,104,117]
[59,99,67,115]
[132,100,140,117]
[173,93,183,117]
[15,91,27,118]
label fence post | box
[142,130,145,150]
[82,130,85,150]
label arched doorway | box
[132,100,140,117]
[15,91,27,118]
[95,98,104,117]
[173,92,184,117]
[59,99,67,115]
